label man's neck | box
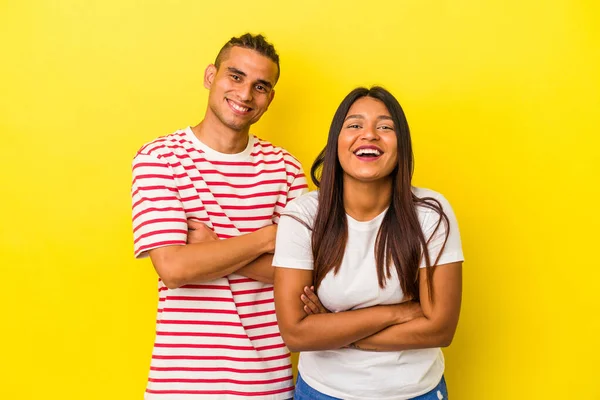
[343,176,393,221]
[191,115,249,154]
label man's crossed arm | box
[149,221,277,288]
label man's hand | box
[184,221,277,284]
[187,220,276,252]
[150,220,279,288]
[187,220,218,244]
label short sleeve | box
[283,151,309,202]
[272,196,315,271]
[419,194,464,268]
[287,166,309,201]
[131,153,188,258]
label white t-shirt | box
[273,188,464,400]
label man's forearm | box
[150,228,274,288]
[237,254,275,284]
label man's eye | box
[231,74,240,81]
[255,85,265,92]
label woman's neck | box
[342,176,393,221]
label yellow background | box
[1,0,599,399]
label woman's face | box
[337,97,398,184]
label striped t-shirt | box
[131,127,308,399]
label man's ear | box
[204,64,217,89]
[267,89,276,107]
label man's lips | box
[227,99,252,114]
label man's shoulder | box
[251,136,302,169]
[134,128,194,159]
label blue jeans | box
[294,373,448,399]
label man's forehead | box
[219,47,278,80]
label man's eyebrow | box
[226,67,273,89]
[226,67,246,77]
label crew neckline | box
[346,207,389,231]
[184,126,255,161]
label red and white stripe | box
[132,127,307,399]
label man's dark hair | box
[215,33,280,82]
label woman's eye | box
[347,124,360,129]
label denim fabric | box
[411,376,448,400]
[294,373,448,400]
[294,373,342,400]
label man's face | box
[204,46,278,133]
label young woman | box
[272,86,464,399]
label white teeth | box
[355,148,381,156]
[230,101,249,112]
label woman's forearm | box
[353,263,463,351]
[280,303,406,352]
[352,315,457,351]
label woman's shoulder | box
[283,190,320,219]
[412,186,444,200]
[412,186,453,215]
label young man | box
[131,34,307,399]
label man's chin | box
[226,116,262,132]
[225,122,251,132]
[227,123,252,131]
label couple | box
[131,33,463,400]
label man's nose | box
[238,83,253,102]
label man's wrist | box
[253,226,276,254]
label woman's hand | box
[301,286,423,323]
[300,286,330,315]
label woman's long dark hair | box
[308,86,449,302]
